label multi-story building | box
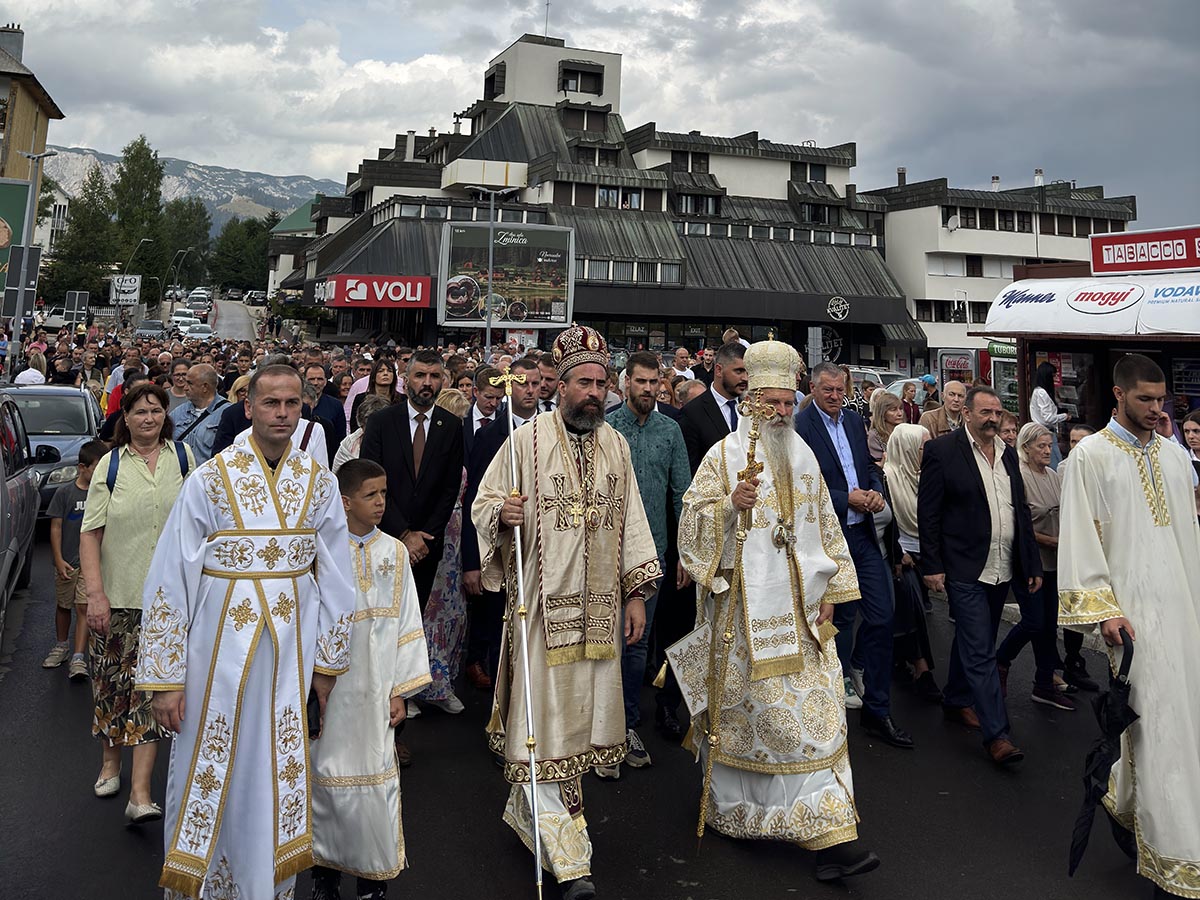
[32,179,68,253]
[866,169,1137,372]
[0,24,63,185]
[281,33,923,362]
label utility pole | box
[14,148,57,369]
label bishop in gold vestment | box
[472,325,660,891]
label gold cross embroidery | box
[592,473,623,530]
[195,765,221,800]
[795,473,820,524]
[279,755,303,790]
[377,557,396,578]
[256,538,286,570]
[271,593,295,624]
[541,473,584,530]
[229,598,258,631]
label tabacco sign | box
[1066,282,1145,315]
[1090,225,1200,276]
[318,275,431,308]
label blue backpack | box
[106,441,190,493]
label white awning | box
[983,273,1200,337]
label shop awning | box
[983,273,1200,338]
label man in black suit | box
[361,348,463,610]
[463,366,505,462]
[796,362,911,749]
[679,341,747,473]
[918,385,1041,767]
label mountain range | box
[43,145,345,235]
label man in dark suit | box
[679,341,747,473]
[303,363,348,448]
[463,366,506,462]
[361,349,463,610]
[797,362,911,749]
[918,385,1041,766]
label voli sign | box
[1090,225,1200,276]
[318,275,432,308]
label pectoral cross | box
[737,393,775,483]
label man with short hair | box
[676,379,705,408]
[170,363,229,463]
[1057,354,1200,897]
[797,362,910,747]
[473,325,659,899]
[680,342,748,474]
[690,347,715,386]
[537,352,560,413]
[919,380,966,438]
[669,346,695,382]
[139,364,355,900]
[918,385,1042,766]
[220,352,252,394]
[305,363,347,447]
[604,351,691,775]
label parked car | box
[134,320,168,340]
[7,385,101,517]
[849,367,906,393]
[0,386,46,638]
[224,288,243,301]
[185,323,215,339]
[187,300,210,322]
[244,290,267,306]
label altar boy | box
[310,459,432,900]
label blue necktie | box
[727,398,738,432]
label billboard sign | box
[437,222,573,329]
[2,246,40,317]
[110,274,142,306]
[0,179,31,282]
[1090,225,1200,276]
[317,274,431,308]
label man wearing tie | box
[537,351,560,414]
[679,342,748,473]
[464,367,506,460]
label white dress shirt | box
[710,384,738,432]
[471,404,495,434]
[409,401,433,441]
[970,434,1014,585]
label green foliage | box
[40,165,117,303]
[36,173,60,228]
[112,134,168,283]
[209,213,272,290]
[161,197,212,287]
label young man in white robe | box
[678,339,880,883]
[308,458,432,900]
[1057,353,1200,899]
[138,365,357,900]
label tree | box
[112,134,167,282]
[39,165,117,303]
[36,173,60,228]
[161,197,212,288]
[209,213,274,290]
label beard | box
[562,395,605,431]
[407,383,435,409]
[630,392,655,416]
[758,415,794,476]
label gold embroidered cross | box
[229,598,258,631]
[183,802,214,852]
[279,755,303,790]
[202,714,232,762]
[195,765,221,800]
[227,451,254,473]
[795,473,820,524]
[377,557,396,578]
[271,593,295,624]
[592,473,623,530]
[541,473,584,530]
[256,538,286,570]
[277,707,302,753]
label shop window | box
[660,262,682,284]
[587,259,610,280]
[501,209,523,222]
[998,210,1015,231]
[621,189,641,210]
[636,262,657,282]
[1038,213,1056,235]
[1017,211,1032,233]
[1057,215,1074,236]
[914,299,933,322]
[730,224,749,239]
[959,208,977,229]
[612,260,635,282]
[978,209,996,230]
[751,226,770,240]
[709,223,729,238]
[399,203,421,218]
[970,302,990,324]
[965,255,983,277]
[809,164,826,183]
[598,187,620,209]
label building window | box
[1057,215,1074,236]
[1038,213,1055,235]
[812,230,832,244]
[687,222,706,236]
[691,153,709,175]
[0,97,7,135]
[1076,217,1092,236]
[674,221,686,235]
[853,233,872,247]
[772,227,791,241]
[794,229,811,243]
[978,209,996,230]
[598,187,620,209]
[709,223,729,238]
[573,146,595,165]
[677,194,717,215]
[751,226,770,240]
[915,299,933,322]
[833,231,851,245]
[1110,220,1126,232]
[425,204,447,219]
[450,206,474,221]
[621,189,641,210]
[998,210,1015,231]
[959,208,977,229]
[1092,218,1108,234]
[970,302,990,324]
[501,209,523,222]
[933,300,965,323]
[597,148,618,168]
[660,262,682,284]
[561,68,602,94]
[671,151,689,172]
[575,258,586,279]
[636,262,657,282]
[791,161,807,182]
[965,255,984,277]
[730,224,749,238]
[399,203,421,218]
[587,259,610,280]
[612,260,635,282]
[1016,211,1032,233]
[809,164,826,183]
[562,107,586,130]
[802,203,832,225]
[942,206,956,227]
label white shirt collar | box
[710,383,737,409]
[409,402,432,422]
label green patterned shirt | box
[607,404,691,557]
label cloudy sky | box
[17,0,1199,226]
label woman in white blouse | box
[1028,361,1068,469]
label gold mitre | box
[745,338,801,393]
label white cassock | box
[310,528,432,881]
[135,439,355,900]
[678,419,862,849]
[1057,425,1200,898]
[236,420,329,470]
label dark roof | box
[311,195,353,222]
[624,122,855,166]
[278,267,306,290]
[720,196,797,224]
[549,208,684,261]
[789,181,843,203]
[268,235,313,258]
[865,177,1136,219]
[459,103,633,166]
[320,219,443,280]
[0,48,64,119]
[881,314,929,349]
[667,170,726,196]
[530,158,668,189]
[346,159,441,196]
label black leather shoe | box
[655,703,683,741]
[814,842,881,881]
[1064,657,1100,692]
[560,877,596,900]
[860,711,914,749]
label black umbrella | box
[1068,628,1138,876]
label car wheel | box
[15,548,31,590]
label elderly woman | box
[332,393,390,473]
[79,382,195,823]
[867,391,905,463]
[226,373,251,406]
[883,423,941,702]
[994,423,1076,711]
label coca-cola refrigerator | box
[936,348,979,389]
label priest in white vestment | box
[472,325,661,900]
[678,339,880,883]
[137,365,356,900]
[1057,354,1200,899]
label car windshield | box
[142,320,164,328]
[12,395,89,435]
[879,372,903,386]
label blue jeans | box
[832,524,895,718]
[621,558,662,730]
[996,571,1059,690]
[944,579,1011,744]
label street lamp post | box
[121,237,153,325]
[13,148,57,368]
[161,246,194,313]
[463,185,519,358]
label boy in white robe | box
[310,459,432,900]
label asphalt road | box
[213,299,256,342]
[0,539,1147,900]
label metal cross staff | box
[489,369,545,898]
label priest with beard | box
[678,339,880,883]
[472,324,662,900]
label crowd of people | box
[17,313,1199,900]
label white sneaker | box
[594,763,620,780]
[406,700,422,719]
[42,642,70,668]
[625,729,652,768]
[843,677,864,710]
[68,654,88,681]
[426,693,465,714]
[850,667,866,700]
